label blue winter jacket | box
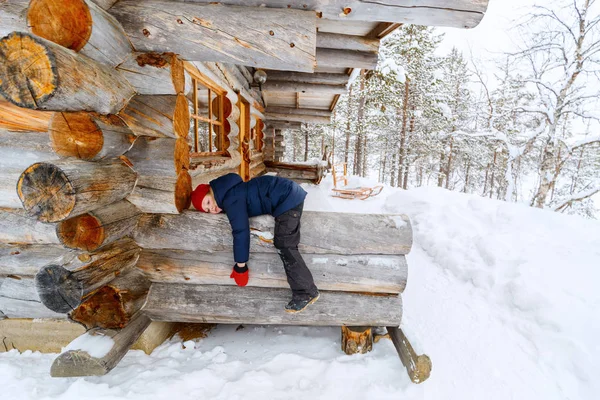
[209,173,307,263]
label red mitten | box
[230,264,249,287]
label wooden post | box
[117,52,190,96]
[35,238,140,313]
[56,200,141,252]
[27,0,132,67]
[0,32,134,113]
[110,1,317,72]
[51,312,152,377]
[49,112,136,161]
[341,326,373,354]
[387,326,432,384]
[17,159,137,223]
[119,95,190,139]
[70,269,150,329]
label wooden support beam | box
[110,1,317,72]
[0,275,67,319]
[264,160,326,184]
[17,159,138,223]
[0,244,67,276]
[56,200,141,252]
[265,121,302,130]
[143,283,403,326]
[265,113,331,124]
[0,208,60,245]
[119,95,190,139]
[125,137,192,214]
[317,33,379,53]
[341,326,373,354]
[387,326,432,384]
[0,33,134,113]
[35,238,141,313]
[177,1,488,29]
[262,81,346,95]
[264,71,349,86]
[138,250,407,294]
[265,107,332,118]
[49,112,136,161]
[27,0,132,67]
[0,129,55,209]
[316,48,378,70]
[134,211,413,255]
[0,99,51,132]
[51,312,152,377]
[116,52,191,96]
[70,269,150,329]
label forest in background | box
[283,0,600,219]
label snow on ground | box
[1,175,599,400]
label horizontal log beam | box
[264,71,349,86]
[177,0,488,28]
[116,52,191,96]
[0,244,68,276]
[0,99,51,132]
[110,1,317,72]
[0,276,67,319]
[143,283,403,326]
[262,81,346,95]
[134,211,413,255]
[264,121,302,130]
[265,112,331,124]
[0,208,59,245]
[317,32,379,53]
[138,250,407,294]
[265,107,332,117]
[316,48,378,70]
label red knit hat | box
[191,184,211,212]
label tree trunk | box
[111,0,317,72]
[445,136,454,190]
[354,72,366,176]
[27,0,132,67]
[143,283,403,326]
[119,95,190,139]
[304,130,309,162]
[70,269,150,329]
[138,250,408,294]
[56,200,141,252]
[437,151,446,187]
[51,312,151,377]
[341,326,373,354]
[17,158,137,223]
[533,142,556,208]
[398,79,410,188]
[0,32,134,113]
[135,211,413,255]
[35,238,140,313]
[344,86,352,164]
[49,112,136,161]
[489,150,497,199]
[116,52,191,96]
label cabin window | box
[185,66,229,157]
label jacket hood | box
[210,173,243,208]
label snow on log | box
[0,208,59,244]
[119,95,190,138]
[0,99,51,132]
[70,269,150,330]
[51,311,151,377]
[0,244,68,276]
[27,0,132,67]
[56,200,141,252]
[0,129,55,208]
[125,137,192,214]
[0,32,134,113]
[49,112,136,161]
[116,52,191,96]
[143,284,403,326]
[138,250,408,294]
[110,1,317,72]
[17,158,137,223]
[135,211,413,255]
[0,275,67,319]
[35,238,140,313]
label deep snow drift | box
[1,176,598,400]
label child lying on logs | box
[191,173,320,313]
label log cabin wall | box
[0,0,488,376]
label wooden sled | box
[332,185,384,200]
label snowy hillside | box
[1,176,598,400]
